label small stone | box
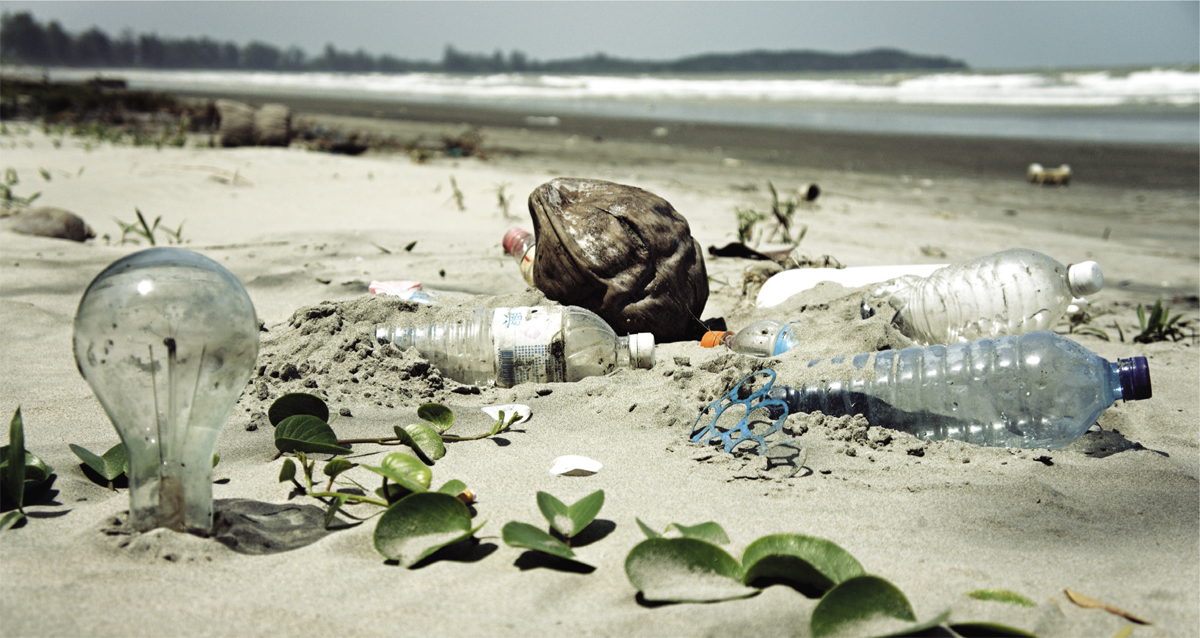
[338,407,352,417]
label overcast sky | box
[2,1,1197,70]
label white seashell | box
[550,455,602,476]
[481,403,531,425]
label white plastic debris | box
[481,403,532,425]
[550,455,602,477]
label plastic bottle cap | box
[629,333,656,368]
[502,227,532,256]
[700,331,733,348]
[1067,261,1104,296]
[1118,357,1152,401]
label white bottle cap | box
[629,333,656,369]
[1067,261,1104,296]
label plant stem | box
[308,490,388,508]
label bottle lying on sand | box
[764,331,1150,449]
[502,227,537,286]
[375,305,655,388]
[880,248,1104,345]
[701,320,802,357]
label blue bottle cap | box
[1118,357,1152,401]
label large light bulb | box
[73,248,259,534]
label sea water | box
[29,66,1200,145]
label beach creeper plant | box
[501,490,605,568]
[624,520,1034,637]
[1,408,57,530]
[267,393,494,566]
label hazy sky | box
[2,1,1197,70]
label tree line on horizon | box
[1,11,968,74]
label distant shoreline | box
[169,88,1200,193]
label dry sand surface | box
[1,110,1197,637]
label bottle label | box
[492,307,565,386]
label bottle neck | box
[616,335,632,369]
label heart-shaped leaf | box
[537,490,604,538]
[965,589,1037,608]
[417,403,454,429]
[268,392,329,426]
[322,458,355,481]
[69,443,127,481]
[436,479,467,496]
[278,458,297,482]
[394,423,446,464]
[501,521,585,563]
[625,537,758,603]
[742,533,865,594]
[274,415,350,455]
[374,492,481,567]
[667,522,730,545]
[362,452,431,497]
[636,517,661,539]
[810,575,917,638]
[4,408,25,508]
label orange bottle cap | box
[700,331,733,348]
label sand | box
[1,103,1197,637]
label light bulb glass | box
[73,248,259,534]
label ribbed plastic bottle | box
[701,320,802,357]
[766,331,1151,449]
[502,227,537,286]
[881,248,1104,345]
[375,306,655,388]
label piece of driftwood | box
[254,103,291,146]
[528,177,708,342]
[1027,163,1072,186]
[216,99,256,148]
[2,207,95,242]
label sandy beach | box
[1,94,1197,637]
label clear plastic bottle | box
[376,306,655,388]
[881,248,1104,345]
[766,331,1151,449]
[701,320,802,357]
[502,227,537,286]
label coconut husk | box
[527,177,708,342]
[2,207,95,242]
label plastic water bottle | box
[701,320,802,357]
[882,248,1104,345]
[767,331,1150,449]
[375,306,655,388]
[502,227,537,286]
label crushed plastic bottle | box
[881,248,1104,345]
[766,331,1150,449]
[376,305,654,388]
[701,320,802,357]
[502,227,537,286]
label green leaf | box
[948,622,1038,637]
[636,517,661,539]
[966,589,1037,608]
[741,534,865,594]
[417,403,454,429]
[278,458,297,483]
[69,443,127,481]
[373,492,481,567]
[274,415,350,455]
[810,575,917,638]
[5,408,25,508]
[501,521,584,563]
[394,423,446,464]
[322,458,355,481]
[624,537,757,603]
[212,454,219,468]
[0,509,23,531]
[268,393,330,426]
[436,479,467,496]
[324,495,349,529]
[667,522,730,545]
[536,491,571,536]
[361,453,431,496]
[566,490,604,538]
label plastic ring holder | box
[690,369,791,456]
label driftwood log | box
[216,100,291,147]
[528,177,708,342]
[2,207,95,242]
